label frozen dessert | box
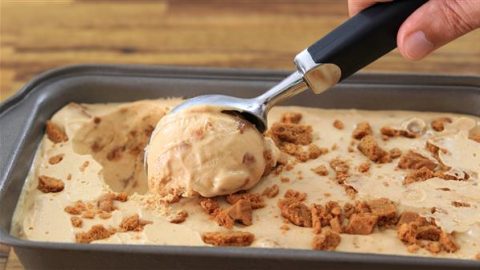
[10,99,480,261]
[146,105,280,198]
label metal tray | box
[0,65,479,270]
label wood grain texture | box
[0,0,479,269]
[1,0,479,101]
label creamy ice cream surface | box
[10,99,480,260]
[146,105,279,197]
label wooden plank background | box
[0,0,479,269]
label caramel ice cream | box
[10,99,480,261]
[146,105,279,197]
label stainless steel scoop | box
[170,0,426,133]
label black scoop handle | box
[307,0,427,81]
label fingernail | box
[403,31,434,60]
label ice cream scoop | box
[146,0,427,197]
[146,106,280,197]
[171,0,427,132]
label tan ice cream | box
[146,105,279,197]
[10,99,480,261]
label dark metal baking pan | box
[0,65,479,270]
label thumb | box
[397,0,480,60]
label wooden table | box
[1,0,479,269]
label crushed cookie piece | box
[308,144,328,160]
[71,216,83,228]
[439,232,459,252]
[262,184,279,198]
[398,151,436,170]
[214,210,235,229]
[37,175,64,193]
[403,167,435,185]
[333,120,344,130]
[343,203,355,219]
[380,126,399,137]
[119,214,152,232]
[431,117,452,132]
[97,193,116,212]
[451,201,470,207]
[201,231,254,247]
[352,122,372,140]
[65,201,86,215]
[48,154,64,165]
[280,224,290,231]
[344,213,378,235]
[280,177,290,183]
[358,162,370,173]
[115,192,128,202]
[75,225,116,244]
[435,170,470,181]
[46,121,68,143]
[284,189,307,201]
[312,230,341,251]
[81,210,95,219]
[226,192,265,209]
[169,210,189,224]
[397,212,421,226]
[220,199,253,227]
[389,148,402,159]
[270,122,313,145]
[93,117,101,124]
[278,199,312,227]
[329,158,350,183]
[281,112,302,124]
[199,198,220,216]
[312,165,329,176]
[367,198,397,227]
[357,135,390,163]
[397,212,459,254]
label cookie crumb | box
[71,217,83,228]
[357,162,370,173]
[312,230,341,251]
[280,177,290,183]
[65,201,86,215]
[119,214,152,232]
[169,210,189,224]
[431,117,452,132]
[270,122,313,145]
[451,201,470,207]
[281,112,302,124]
[200,198,220,216]
[367,198,397,227]
[48,154,64,165]
[75,225,116,244]
[46,121,68,143]
[284,189,307,201]
[403,167,435,185]
[226,192,265,209]
[357,135,390,163]
[344,213,378,235]
[37,175,64,193]
[312,165,329,176]
[262,184,279,198]
[278,198,312,227]
[201,231,254,247]
[352,122,372,140]
[398,151,436,170]
[333,120,344,130]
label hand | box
[348,0,480,60]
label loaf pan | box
[0,65,479,270]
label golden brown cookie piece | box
[312,230,341,251]
[37,175,64,193]
[46,121,68,143]
[75,225,116,244]
[202,231,255,247]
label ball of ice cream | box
[146,106,279,198]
